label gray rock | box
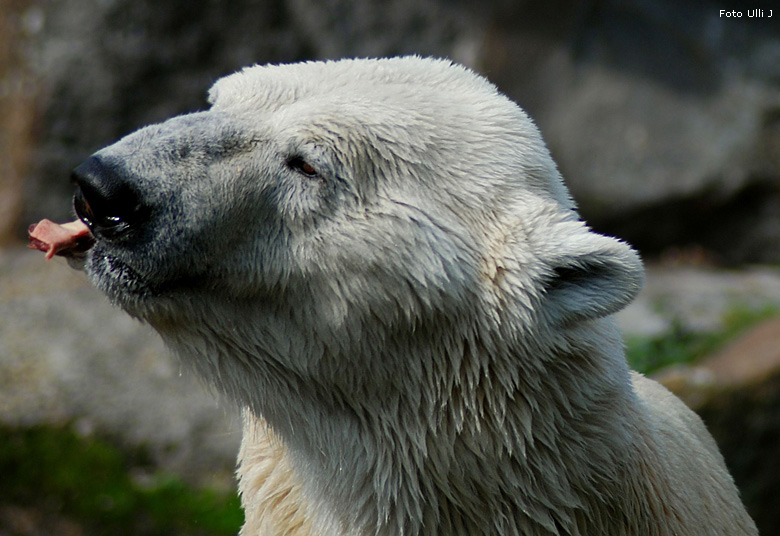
[617,264,780,337]
[0,247,240,486]
[480,1,780,263]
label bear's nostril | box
[71,156,145,239]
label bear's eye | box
[287,156,318,177]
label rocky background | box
[1,0,779,534]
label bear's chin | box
[84,249,164,318]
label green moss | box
[626,305,780,375]
[0,424,243,535]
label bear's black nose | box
[71,156,146,239]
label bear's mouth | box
[28,218,94,263]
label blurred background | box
[1,0,779,534]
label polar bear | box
[31,57,756,535]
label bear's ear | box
[540,226,644,326]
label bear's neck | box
[162,309,645,535]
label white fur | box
[78,57,757,535]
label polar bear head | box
[64,56,649,534]
[38,57,767,536]
[70,55,642,433]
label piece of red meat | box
[28,219,93,260]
